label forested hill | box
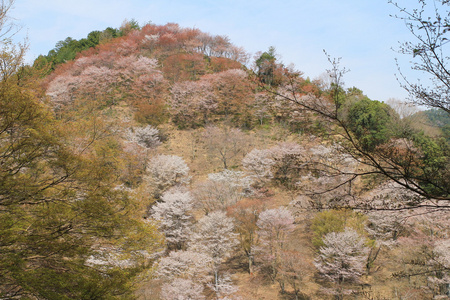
[1,16,449,299]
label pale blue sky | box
[10,0,422,102]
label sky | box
[9,0,424,102]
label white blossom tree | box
[207,273,240,300]
[314,228,369,298]
[145,154,190,196]
[365,211,406,247]
[156,250,212,282]
[160,278,205,300]
[151,188,194,250]
[429,239,450,298]
[189,211,238,293]
[242,148,275,186]
[125,125,161,149]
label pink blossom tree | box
[255,207,295,291]
[170,79,217,128]
[46,53,167,123]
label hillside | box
[1,19,449,300]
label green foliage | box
[423,109,449,126]
[35,27,120,71]
[411,132,450,197]
[424,108,450,142]
[0,52,161,299]
[311,209,369,249]
[255,46,278,86]
[443,124,450,142]
[255,46,276,71]
[119,19,141,36]
[99,27,120,43]
[346,97,398,151]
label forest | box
[0,0,449,299]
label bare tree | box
[278,250,313,300]
[203,125,250,169]
[390,0,450,113]
[194,169,253,213]
[0,1,18,40]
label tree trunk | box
[248,254,254,274]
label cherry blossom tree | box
[254,207,295,291]
[429,239,450,298]
[194,170,252,213]
[206,273,239,300]
[314,228,369,298]
[156,250,212,282]
[365,210,406,247]
[46,73,81,111]
[189,211,238,293]
[145,154,190,197]
[125,125,161,149]
[170,79,217,128]
[76,65,117,102]
[46,53,167,124]
[242,148,275,186]
[160,278,205,300]
[151,188,194,250]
